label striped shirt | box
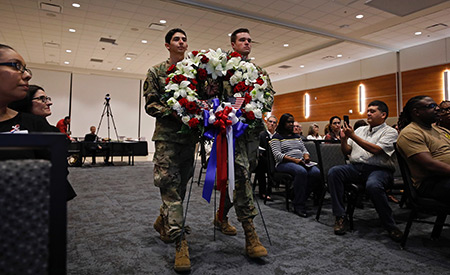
[270,133,309,166]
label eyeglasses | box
[0,62,32,76]
[417,103,438,109]
[268,120,277,124]
[32,96,51,103]
[440,106,450,113]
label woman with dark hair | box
[9,84,53,118]
[0,44,76,200]
[325,116,341,141]
[270,113,321,217]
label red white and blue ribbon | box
[202,98,248,220]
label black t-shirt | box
[84,133,97,142]
[0,112,56,159]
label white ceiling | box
[1,0,449,81]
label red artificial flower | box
[185,101,199,114]
[165,77,170,85]
[188,118,200,128]
[224,70,234,81]
[172,74,187,84]
[229,52,242,59]
[189,83,196,90]
[191,79,198,86]
[178,98,188,106]
[201,56,209,64]
[191,51,199,56]
[167,64,176,74]
[246,110,255,120]
[243,92,252,105]
[197,68,208,81]
[256,77,264,85]
[233,81,247,93]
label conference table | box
[68,140,148,166]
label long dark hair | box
[276,113,294,135]
[9,84,44,113]
[397,95,428,131]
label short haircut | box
[165,28,186,44]
[8,84,44,113]
[65,116,70,120]
[267,115,277,123]
[231,28,250,43]
[0,44,15,58]
[368,100,389,118]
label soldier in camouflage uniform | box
[143,28,196,272]
[214,28,275,258]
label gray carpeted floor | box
[67,161,450,275]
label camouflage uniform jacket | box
[143,59,197,144]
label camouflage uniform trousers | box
[153,141,195,240]
[222,130,260,222]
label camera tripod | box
[97,94,119,141]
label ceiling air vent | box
[148,23,167,31]
[99,37,117,45]
[426,23,448,32]
[90,58,103,63]
[278,65,292,69]
[43,42,60,48]
[365,0,448,17]
[39,2,63,13]
[322,55,336,60]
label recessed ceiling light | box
[415,31,422,35]
[66,49,72,53]
[250,57,255,60]
[228,33,232,37]
[356,14,364,19]
[159,19,166,24]
[72,3,80,8]
[69,28,76,33]
[283,44,289,47]
[141,39,148,44]
[117,67,122,70]
[126,57,132,60]
[337,54,343,58]
[64,61,70,64]
[300,65,305,68]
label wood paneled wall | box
[272,74,397,123]
[401,64,450,108]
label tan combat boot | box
[153,214,173,243]
[214,212,237,236]
[242,219,268,258]
[174,239,191,272]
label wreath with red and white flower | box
[163,48,272,131]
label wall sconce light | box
[304,93,310,118]
[358,84,366,114]
[444,70,449,100]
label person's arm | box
[409,152,450,175]
[342,122,383,155]
[143,65,171,118]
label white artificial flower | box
[234,93,242,97]
[253,109,262,119]
[173,102,182,113]
[229,71,243,86]
[182,116,190,124]
[225,57,241,71]
[167,97,178,107]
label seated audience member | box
[397,96,450,203]
[293,121,306,140]
[437,100,450,130]
[353,119,368,131]
[84,125,109,165]
[324,123,330,136]
[306,123,323,140]
[0,44,76,200]
[270,113,321,217]
[327,100,402,241]
[9,84,53,121]
[57,115,74,140]
[324,116,341,141]
[255,115,277,200]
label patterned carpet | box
[67,161,450,275]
